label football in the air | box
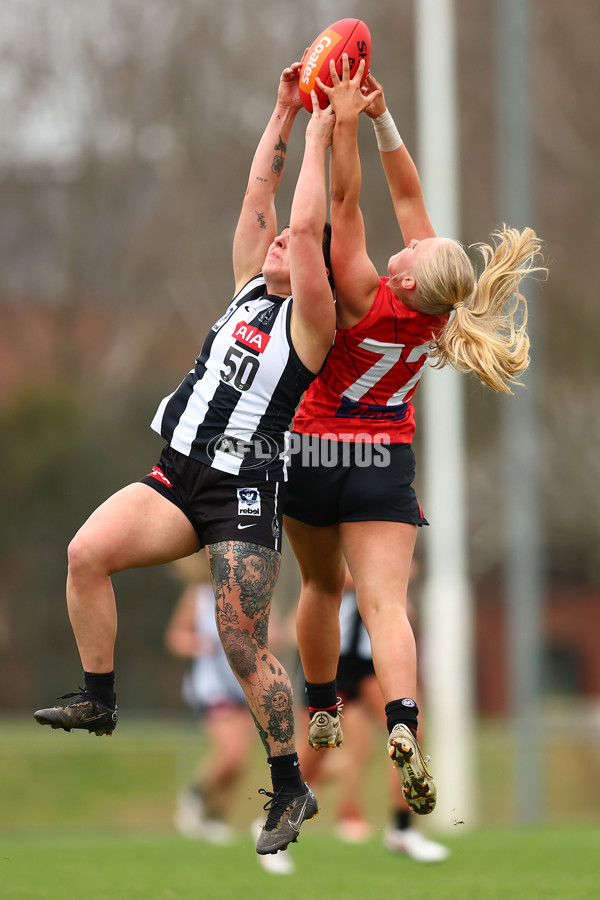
[299,18,371,111]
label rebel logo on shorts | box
[237,487,261,517]
[232,322,271,353]
[147,466,173,487]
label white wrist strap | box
[372,109,403,152]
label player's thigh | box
[284,516,345,593]
[69,482,200,572]
[340,520,417,603]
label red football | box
[299,18,371,111]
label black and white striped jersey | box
[151,275,316,480]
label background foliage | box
[0,1,598,715]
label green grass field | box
[3,827,599,900]
[1,716,599,899]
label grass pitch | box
[2,827,599,900]
[1,715,598,899]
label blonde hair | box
[414,226,547,394]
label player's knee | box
[302,559,345,598]
[219,626,257,681]
[67,529,109,580]
[304,576,345,606]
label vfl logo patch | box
[237,487,261,517]
[232,321,271,353]
[147,466,173,487]
[211,301,238,332]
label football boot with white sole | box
[387,724,436,815]
[308,699,344,750]
[384,826,450,862]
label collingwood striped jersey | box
[151,275,316,480]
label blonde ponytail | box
[416,226,547,394]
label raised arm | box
[321,57,381,326]
[362,71,436,245]
[288,92,336,374]
[232,63,303,293]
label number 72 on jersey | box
[341,338,432,406]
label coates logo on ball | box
[299,18,371,111]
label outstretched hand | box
[278,62,304,112]
[305,89,335,146]
[316,55,381,119]
[361,71,387,120]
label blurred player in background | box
[165,555,295,874]
[34,61,337,856]
[298,565,449,863]
[285,57,546,818]
[165,555,252,845]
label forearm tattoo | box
[256,210,267,229]
[271,136,287,177]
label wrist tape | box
[372,109,403,152]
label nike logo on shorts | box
[237,523,257,529]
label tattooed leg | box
[207,540,296,757]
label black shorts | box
[336,653,376,703]
[284,436,427,527]
[140,445,284,552]
[298,652,375,708]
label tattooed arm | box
[232,63,303,293]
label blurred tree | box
[0,0,598,709]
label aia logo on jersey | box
[232,321,271,354]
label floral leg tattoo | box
[207,541,295,756]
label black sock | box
[385,698,419,736]
[394,810,411,831]
[83,671,116,708]
[267,753,304,796]
[305,679,338,716]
